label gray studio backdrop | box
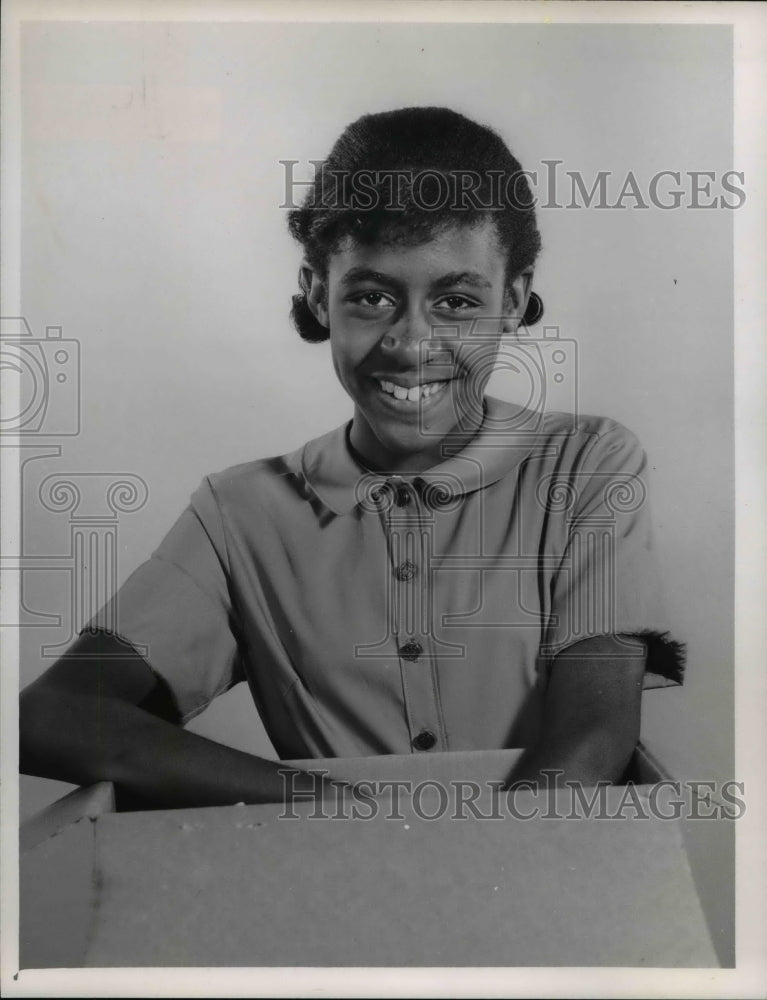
[17,21,733,815]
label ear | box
[502,268,534,334]
[299,262,329,328]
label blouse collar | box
[297,396,549,516]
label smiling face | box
[304,219,531,472]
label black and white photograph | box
[2,1,766,996]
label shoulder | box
[478,399,648,486]
[483,397,642,453]
[189,423,346,516]
[195,453,303,516]
[542,409,641,447]
[206,454,295,493]
[539,410,646,471]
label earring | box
[522,292,544,327]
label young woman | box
[20,107,683,808]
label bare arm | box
[507,634,645,788]
[20,632,339,809]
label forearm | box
[20,685,336,809]
[507,725,636,789]
[506,634,645,789]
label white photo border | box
[1,1,765,997]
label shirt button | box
[395,561,417,582]
[412,730,437,751]
[399,639,423,661]
[395,486,411,507]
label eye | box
[434,294,480,312]
[348,291,397,310]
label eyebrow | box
[339,268,394,287]
[432,271,493,290]
[339,267,493,290]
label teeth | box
[377,379,447,401]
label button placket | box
[385,483,448,753]
[390,505,420,586]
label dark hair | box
[287,106,542,343]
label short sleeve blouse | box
[84,397,683,759]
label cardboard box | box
[20,746,729,968]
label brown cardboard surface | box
[20,780,115,853]
[284,747,524,786]
[19,749,727,969]
[678,817,735,966]
[83,789,718,967]
[285,744,668,788]
[20,819,97,968]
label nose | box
[379,307,433,362]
